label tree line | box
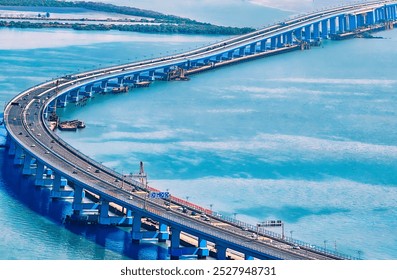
[0,0,255,35]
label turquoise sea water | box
[1,16,397,260]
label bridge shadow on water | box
[0,148,169,260]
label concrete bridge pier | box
[22,153,34,175]
[249,42,257,54]
[82,84,94,98]
[338,15,346,33]
[7,139,17,157]
[57,94,68,108]
[313,22,320,40]
[34,161,50,186]
[13,145,24,165]
[366,11,375,25]
[260,39,267,51]
[304,25,311,41]
[215,244,227,260]
[270,37,277,49]
[330,17,337,34]
[321,20,329,38]
[50,172,73,199]
[69,89,80,103]
[348,14,357,31]
[168,228,209,260]
[356,14,365,27]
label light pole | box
[290,230,293,240]
[324,240,327,251]
[209,204,213,212]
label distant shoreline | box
[0,1,255,35]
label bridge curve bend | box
[4,0,397,260]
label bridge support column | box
[313,22,320,39]
[348,14,357,31]
[35,161,46,186]
[321,20,328,38]
[338,15,345,33]
[8,139,16,156]
[249,42,256,54]
[13,145,24,165]
[304,25,311,41]
[238,46,245,56]
[276,35,283,47]
[69,89,79,103]
[57,95,68,108]
[330,17,337,34]
[157,223,169,242]
[71,185,85,212]
[294,28,302,41]
[51,172,72,199]
[270,37,276,49]
[169,227,181,260]
[389,5,394,20]
[367,11,375,25]
[98,199,110,224]
[245,254,254,260]
[215,244,227,260]
[22,153,33,175]
[285,31,293,45]
[260,39,267,51]
[197,238,209,259]
[131,212,143,243]
[356,14,365,27]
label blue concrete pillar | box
[283,31,293,45]
[8,139,16,156]
[131,212,143,242]
[357,14,365,27]
[35,161,45,186]
[158,223,169,242]
[330,17,337,34]
[169,228,181,260]
[69,89,79,103]
[227,50,234,58]
[270,37,276,49]
[14,145,24,165]
[349,15,357,31]
[294,28,302,40]
[385,6,390,20]
[338,15,345,33]
[198,238,209,259]
[238,46,245,56]
[390,5,397,20]
[51,172,72,199]
[304,25,311,41]
[313,22,320,39]
[57,95,67,108]
[249,42,256,54]
[99,199,110,223]
[215,244,227,260]
[22,153,33,175]
[367,11,375,25]
[72,185,85,212]
[260,39,267,51]
[277,35,283,47]
[321,20,328,38]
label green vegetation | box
[0,0,256,35]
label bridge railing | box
[209,211,359,260]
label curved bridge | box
[4,0,397,260]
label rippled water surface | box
[1,24,397,260]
